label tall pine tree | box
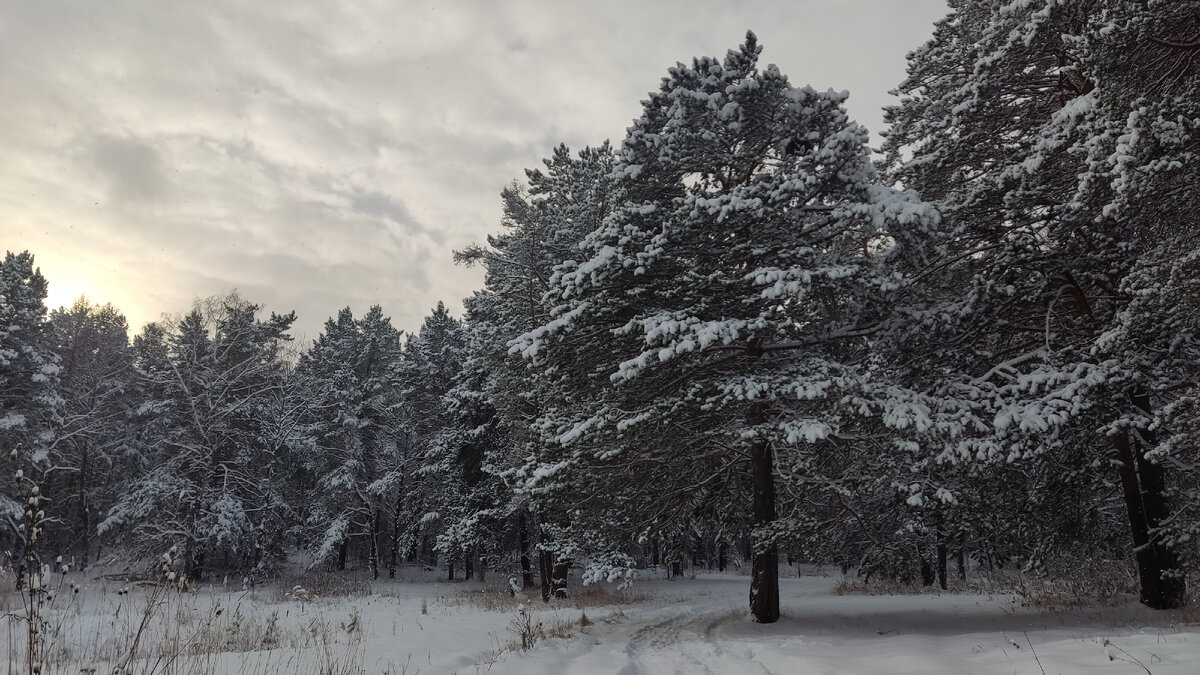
[883,0,1199,608]
[514,34,938,621]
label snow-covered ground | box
[492,574,1199,675]
[4,568,1197,674]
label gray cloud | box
[0,0,950,339]
[91,135,170,204]
[349,190,443,245]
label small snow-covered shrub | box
[507,604,544,651]
[265,570,373,602]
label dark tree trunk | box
[388,495,403,579]
[920,556,936,587]
[189,550,205,582]
[79,499,92,571]
[935,518,948,591]
[423,534,436,568]
[1114,392,1186,609]
[749,431,780,623]
[336,539,348,571]
[78,446,91,571]
[536,520,569,598]
[519,513,535,590]
[539,549,553,603]
[1131,393,1186,608]
[369,508,381,580]
[955,549,966,581]
[465,554,474,581]
[1115,433,1160,602]
[406,525,419,564]
[652,539,660,567]
[718,541,727,573]
[252,531,263,569]
[936,543,948,590]
[552,560,570,598]
[447,561,455,581]
[1133,449,1184,602]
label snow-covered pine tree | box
[297,305,404,577]
[456,142,618,598]
[297,308,362,571]
[883,0,1199,608]
[44,298,135,568]
[426,299,510,583]
[513,33,938,622]
[397,302,469,579]
[353,305,407,578]
[0,251,61,554]
[101,294,297,579]
[1110,239,1200,567]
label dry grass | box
[834,575,928,596]
[831,564,1184,614]
[447,583,653,613]
[1175,601,1200,625]
[504,604,587,653]
[3,580,365,675]
[483,582,655,656]
[564,583,656,609]
[543,614,579,640]
[6,563,651,675]
[260,570,374,603]
[1016,574,1138,610]
[835,559,1200,612]
[962,564,1148,610]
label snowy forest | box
[4,0,1200,632]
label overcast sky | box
[1,0,949,341]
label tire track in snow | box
[614,606,775,675]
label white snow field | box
[4,569,1197,674]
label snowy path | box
[491,574,1200,675]
[491,577,762,675]
[616,608,762,675]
